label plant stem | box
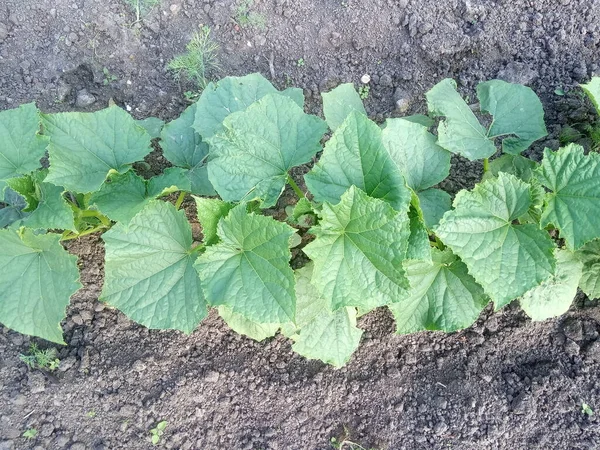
[61,225,108,241]
[175,191,187,210]
[287,174,304,199]
[79,209,111,227]
[431,235,446,250]
[483,158,489,174]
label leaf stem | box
[175,191,187,210]
[189,243,205,254]
[483,158,489,174]
[79,209,111,227]
[431,235,446,250]
[287,174,305,199]
[61,225,109,241]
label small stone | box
[132,360,146,372]
[56,82,72,102]
[329,31,341,47]
[360,74,371,84]
[485,316,499,333]
[59,356,77,372]
[71,314,83,326]
[204,370,219,383]
[434,421,448,435]
[170,4,181,14]
[80,310,93,322]
[75,89,96,108]
[393,87,411,113]
[564,338,580,356]
[496,62,538,85]
[433,396,448,409]
[28,372,46,394]
[379,74,392,87]
[561,318,583,341]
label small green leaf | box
[535,144,600,250]
[406,204,431,262]
[0,229,82,343]
[42,106,152,193]
[417,188,452,230]
[146,167,192,197]
[193,197,234,245]
[193,73,304,139]
[0,188,28,228]
[0,103,47,180]
[381,118,450,191]
[577,239,600,299]
[390,248,489,333]
[487,154,538,182]
[195,204,296,323]
[435,172,556,308]
[101,201,207,332]
[303,186,410,313]
[160,103,215,196]
[207,94,326,207]
[305,112,411,212]
[581,77,600,114]
[136,117,165,139]
[217,305,279,341]
[321,83,367,131]
[520,249,582,321]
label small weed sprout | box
[167,26,220,89]
[150,421,168,445]
[86,410,97,418]
[123,0,160,23]
[19,343,60,371]
[234,0,267,30]
[103,67,118,86]
[582,403,594,416]
[296,58,305,67]
[23,428,38,440]
[359,85,370,100]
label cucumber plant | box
[1,73,599,367]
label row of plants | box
[0,73,599,367]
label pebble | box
[75,89,96,108]
[393,87,411,113]
[379,74,392,87]
[204,370,220,383]
[360,74,371,84]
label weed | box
[167,26,220,89]
[23,428,38,440]
[86,410,97,418]
[234,0,267,30]
[19,343,60,371]
[123,0,160,23]
[184,90,201,102]
[103,67,118,86]
[359,85,370,100]
[582,403,594,416]
[296,58,305,68]
[330,428,381,450]
[150,420,167,445]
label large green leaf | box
[290,265,362,368]
[101,201,207,332]
[390,248,489,333]
[577,239,600,299]
[42,106,152,193]
[305,112,411,212]
[207,94,326,207]
[136,117,165,139]
[381,118,450,191]
[488,154,538,182]
[581,77,600,114]
[160,103,215,196]
[0,103,47,180]
[193,197,234,245]
[193,73,303,139]
[321,83,366,131]
[195,204,296,323]
[217,306,280,341]
[426,79,495,160]
[416,188,452,230]
[535,144,600,250]
[519,249,582,321]
[0,229,82,343]
[426,79,546,159]
[435,172,556,308]
[303,186,410,313]
[477,80,547,154]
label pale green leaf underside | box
[305,111,411,212]
[160,103,215,196]
[477,80,547,154]
[0,103,47,180]
[207,94,326,207]
[195,204,296,323]
[577,239,600,299]
[303,186,410,313]
[536,144,600,250]
[321,83,367,131]
[0,188,28,228]
[43,106,152,193]
[290,264,362,368]
[382,118,450,191]
[217,305,279,341]
[193,196,234,246]
[435,172,555,308]
[417,188,452,230]
[390,248,489,334]
[101,201,207,332]
[193,73,304,139]
[0,229,82,343]
[581,77,600,115]
[520,249,582,321]
[407,205,432,262]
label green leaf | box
[303,186,410,313]
[0,188,28,228]
[407,204,431,262]
[195,204,296,323]
[290,264,362,367]
[193,73,304,139]
[519,249,582,321]
[389,248,489,333]
[477,80,547,154]
[217,305,279,341]
[487,154,538,182]
[0,103,47,180]
[417,188,452,230]
[160,103,215,196]
[581,77,600,114]
[146,167,192,197]
[101,201,207,332]
[401,114,435,128]
[42,106,152,193]
[435,172,556,308]
[381,118,450,191]
[136,117,165,139]
[577,239,600,299]
[207,94,326,207]
[321,83,366,131]
[305,112,411,212]
[0,229,82,343]
[193,196,234,245]
[535,144,600,250]
[8,171,75,231]
[426,78,496,160]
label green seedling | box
[23,428,38,440]
[358,85,370,99]
[103,67,118,86]
[123,0,160,23]
[296,58,305,67]
[167,26,220,88]
[150,421,167,445]
[19,343,60,371]
[234,0,267,30]
[582,403,594,416]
